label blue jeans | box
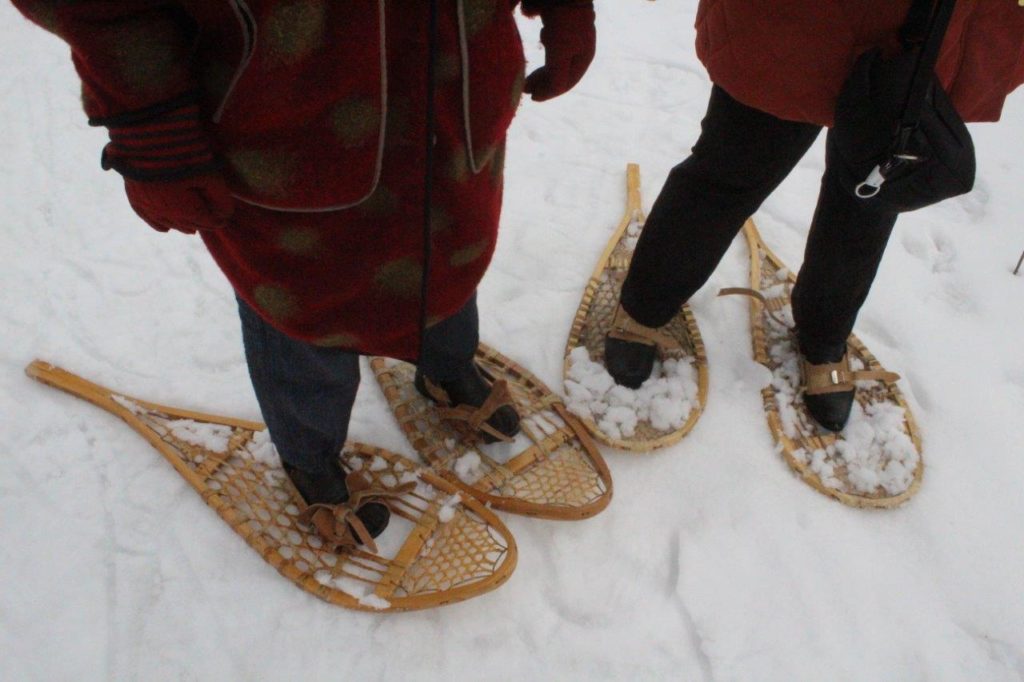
[238,294,479,474]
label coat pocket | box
[212,0,387,212]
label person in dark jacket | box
[10,0,596,546]
[605,0,1024,432]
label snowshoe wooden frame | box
[25,360,517,612]
[564,163,709,451]
[740,221,924,508]
[371,344,613,520]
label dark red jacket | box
[10,0,553,357]
[696,0,1024,126]
[12,0,526,209]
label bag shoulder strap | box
[900,0,957,132]
[900,0,942,46]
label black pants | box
[620,86,899,359]
[238,294,479,475]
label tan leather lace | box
[717,287,791,327]
[718,287,900,393]
[297,472,415,554]
[801,356,900,395]
[422,373,517,443]
[606,304,682,351]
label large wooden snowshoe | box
[370,344,613,520]
[735,220,924,508]
[563,164,709,451]
[25,360,517,612]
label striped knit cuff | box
[99,96,217,182]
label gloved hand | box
[523,1,596,102]
[123,173,234,235]
[96,94,234,234]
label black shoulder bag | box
[829,0,975,213]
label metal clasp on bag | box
[854,153,921,199]
[855,164,887,198]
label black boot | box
[414,361,520,443]
[800,340,855,433]
[604,336,657,389]
[283,462,390,539]
[603,303,664,389]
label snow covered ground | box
[3,2,1024,680]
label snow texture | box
[111,394,144,415]
[3,2,1024,680]
[165,419,233,455]
[565,346,699,441]
[438,494,463,524]
[760,293,920,496]
[453,451,485,484]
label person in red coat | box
[10,0,596,545]
[605,0,1024,432]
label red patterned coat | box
[11,0,547,358]
[695,0,1024,126]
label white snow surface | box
[3,3,1024,680]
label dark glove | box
[94,94,234,234]
[523,2,596,102]
[122,173,234,235]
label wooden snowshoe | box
[25,360,517,612]
[563,163,709,451]
[735,220,924,508]
[370,344,613,520]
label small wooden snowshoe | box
[26,360,517,611]
[370,344,613,520]
[563,163,709,451]
[734,220,924,508]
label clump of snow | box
[760,280,919,496]
[357,593,391,610]
[453,452,484,484]
[564,345,698,441]
[111,394,145,415]
[245,429,280,466]
[314,571,390,610]
[167,419,233,454]
[414,481,435,500]
[438,494,462,523]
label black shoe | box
[604,335,657,389]
[800,339,854,433]
[803,390,855,433]
[414,361,521,443]
[283,462,390,539]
